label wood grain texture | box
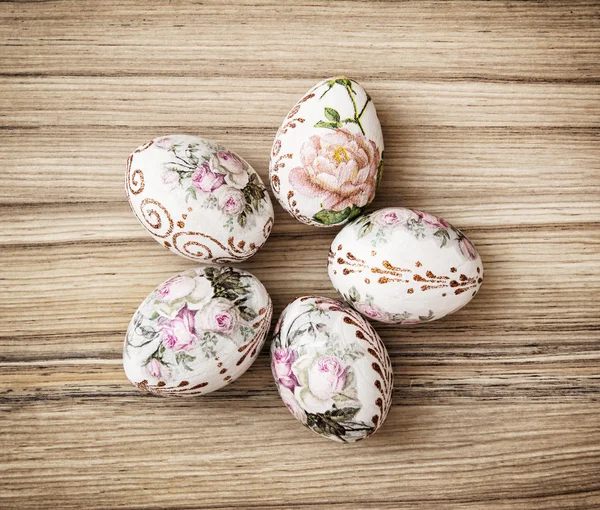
[1,0,599,508]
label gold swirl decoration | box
[125,139,154,196]
[139,198,174,239]
[125,154,145,196]
[172,232,258,262]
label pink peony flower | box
[307,356,349,401]
[415,210,450,229]
[159,307,198,352]
[217,186,246,216]
[156,275,196,303]
[289,129,380,211]
[195,298,239,335]
[155,137,174,150]
[458,237,477,260]
[272,348,300,390]
[192,163,226,193]
[146,358,170,381]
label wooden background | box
[1,1,599,508]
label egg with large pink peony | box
[271,296,393,442]
[123,267,272,396]
[328,207,484,324]
[126,134,274,262]
[269,78,384,227]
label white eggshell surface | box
[124,267,272,396]
[271,296,393,443]
[328,208,484,324]
[269,77,384,227]
[126,135,274,262]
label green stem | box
[358,97,370,119]
[344,85,365,135]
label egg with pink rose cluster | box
[269,77,384,227]
[328,207,484,325]
[271,296,393,442]
[126,134,274,262]
[123,266,272,396]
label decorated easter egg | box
[269,77,384,227]
[123,266,272,396]
[328,207,484,324]
[271,296,393,442]
[126,135,274,262]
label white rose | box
[195,298,239,335]
[217,186,246,216]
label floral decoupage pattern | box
[270,78,384,227]
[271,296,392,442]
[123,267,272,396]
[126,135,274,263]
[355,207,477,259]
[328,207,484,325]
[156,136,268,231]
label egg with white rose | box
[328,207,484,324]
[271,296,393,442]
[123,266,272,396]
[126,134,274,262]
[269,77,384,227]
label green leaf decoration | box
[348,286,360,303]
[204,267,251,301]
[238,305,257,322]
[434,229,450,248]
[313,205,362,225]
[175,352,196,371]
[314,120,341,130]
[418,310,435,322]
[376,152,384,188]
[324,107,341,122]
[139,326,158,340]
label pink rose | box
[161,170,180,185]
[307,356,349,400]
[272,348,300,390]
[146,358,170,381]
[156,275,195,303]
[415,210,449,229]
[155,137,174,150]
[159,307,198,352]
[458,237,477,260]
[289,128,380,211]
[373,208,413,228]
[217,186,246,216]
[355,301,386,320]
[217,151,244,174]
[401,319,421,325]
[192,163,226,193]
[211,152,249,189]
[195,298,239,335]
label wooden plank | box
[1,0,599,508]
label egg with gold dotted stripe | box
[328,207,483,324]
